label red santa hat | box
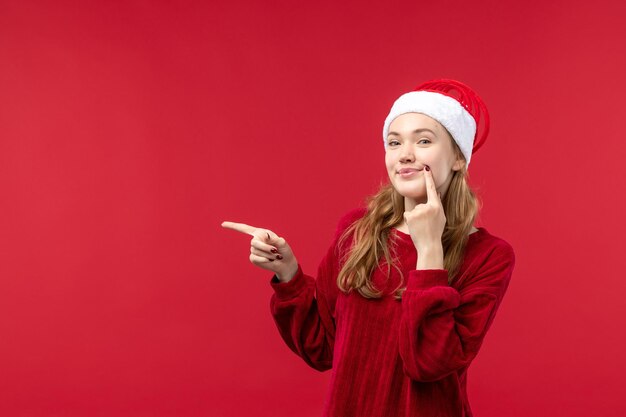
[382,78,490,168]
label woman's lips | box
[397,168,422,178]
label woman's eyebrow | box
[388,128,437,137]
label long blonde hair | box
[336,144,481,300]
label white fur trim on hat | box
[382,91,477,166]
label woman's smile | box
[397,167,423,178]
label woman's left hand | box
[404,166,446,253]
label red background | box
[1,1,625,416]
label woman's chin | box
[397,190,426,201]
[389,179,425,199]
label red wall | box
[1,1,625,416]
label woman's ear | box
[452,156,466,172]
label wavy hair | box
[336,140,481,300]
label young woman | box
[222,79,516,417]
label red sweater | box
[269,207,515,417]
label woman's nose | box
[399,145,415,163]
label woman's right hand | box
[221,221,299,283]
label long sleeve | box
[398,241,515,382]
[269,249,337,371]
[268,210,360,372]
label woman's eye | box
[418,139,431,144]
[388,140,400,146]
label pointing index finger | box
[221,221,258,236]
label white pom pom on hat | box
[382,79,490,168]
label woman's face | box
[385,112,465,204]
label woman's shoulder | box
[454,227,516,290]
[335,206,367,232]
[326,207,367,251]
[469,227,516,265]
